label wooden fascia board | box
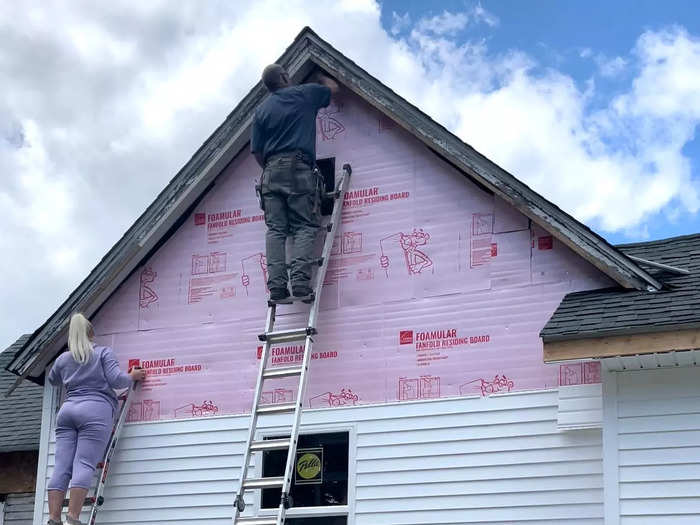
[543,328,700,362]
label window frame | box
[252,423,357,524]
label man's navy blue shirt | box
[251,84,331,165]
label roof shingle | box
[541,233,700,341]
[0,335,42,452]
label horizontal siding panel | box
[618,413,700,434]
[557,384,602,430]
[615,367,700,522]
[38,391,603,524]
[621,518,700,525]
[354,503,602,524]
[356,488,602,512]
[619,396,700,417]
[620,446,700,466]
[5,493,35,525]
[620,497,700,514]
[621,480,700,498]
[356,419,560,445]
[619,429,700,450]
[357,431,600,459]
[356,474,602,498]
[557,409,602,429]
[619,464,700,482]
[357,445,602,473]
[356,460,602,486]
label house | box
[0,335,42,525]
[542,233,700,524]
[5,27,698,524]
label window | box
[316,157,335,216]
[261,431,349,515]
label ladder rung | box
[236,517,278,525]
[257,402,296,415]
[250,438,291,452]
[258,327,315,344]
[263,365,303,379]
[63,497,96,507]
[243,476,284,490]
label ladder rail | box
[308,164,351,329]
[87,382,138,525]
[275,334,313,522]
[234,305,277,520]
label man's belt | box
[265,150,315,168]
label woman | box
[46,313,146,525]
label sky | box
[1,0,700,351]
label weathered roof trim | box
[542,320,700,343]
[299,32,660,292]
[543,327,700,362]
[7,26,659,387]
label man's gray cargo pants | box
[260,152,321,293]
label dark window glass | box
[316,157,335,216]
[261,431,348,509]
[287,518,347,525]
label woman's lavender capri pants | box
[47,398,114,491]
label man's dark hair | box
[262,64,288,91]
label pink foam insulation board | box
[93,93,611,422]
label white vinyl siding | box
[558,384,603,430]
[604,366,700,524]
[37,389,603,525]
[4,494,35,525]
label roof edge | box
[543,326,700,362]
[299,31,660,292]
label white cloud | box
[0,1,698,350]
[390,11,411,36]
[597,55,627,77]
[472,3,500,27]
[414,4,499,36]
[416,11,469,36]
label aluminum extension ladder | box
[233,163,352,525]
[62,382,139,525]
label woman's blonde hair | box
[68,313,95,364]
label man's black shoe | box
[292,286,314,304]
[269,288,290,301]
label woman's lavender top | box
[48,346,132,411]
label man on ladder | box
[251,63,339,303]
[234,63,351,525]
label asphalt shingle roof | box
[541,233,700,341]
[0,335,42,452]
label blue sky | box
[381,0,700,244]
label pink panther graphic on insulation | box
[379,229,433,276]
[240,252,268,294]
[460,375,515,397]
[173,400,219,418]
[309,388,359,408]
[139,267,158,309]
[317,102,345,141]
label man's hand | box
[310,72,339,96]
[129,367,147,382]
